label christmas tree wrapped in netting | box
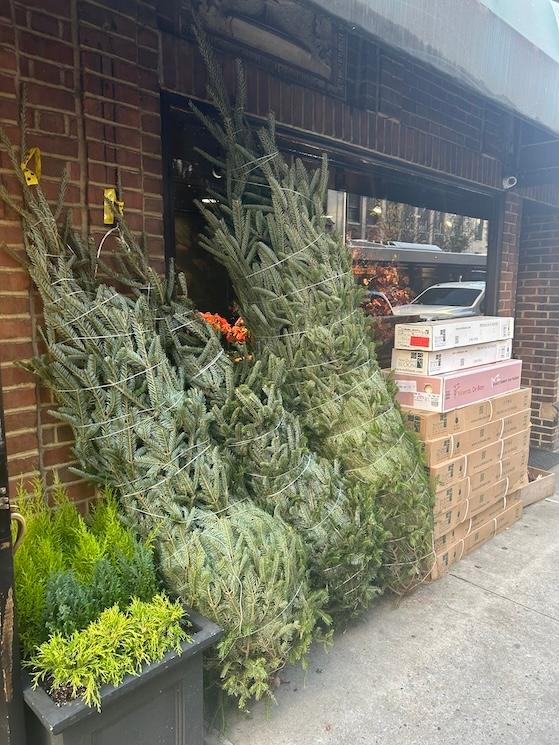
[99,223,384,617]
[94,217,236,407]
[0,140,326,708]
[214,351,384,616]
[194,37,434,591]
[159,502,324,708]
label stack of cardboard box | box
[391,316,529,579]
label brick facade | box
[0,0,556,500]
[160,25,507,188]
[497,193,523,317]
[0,0,164,503]
[514,205,559,450]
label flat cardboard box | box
[501,427,531,458]
[391,339,512,375]
[423,419,504,466]
[434,466,503,506]
[464,498,522,553]
[518,467,557,508]
[434,479,509,537]
[423,410,531,465]
[432,498,523,577]
[433,456,528,509]
[467,463,504,498]
[501,448,529,478]
[402,388,532,439]
[434,486,526,552]
[508,469,530,493]
[490,387,532,421]
[430,455,467,488]
[500,409,532,439]
[433,471,523,518]
[434,478,471,513]
[429,428,531,488]
[469,463,528,500]
[394,316,514,351]
[394,359,522,413]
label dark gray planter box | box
[23,610,222,745]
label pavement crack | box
[449,573,559,626]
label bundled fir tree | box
[0,136,326,707]
[94,214,384,617]
[194,35,434,591]
[94,217,235,407]
[159,503,325,709]
[214,352,384,616]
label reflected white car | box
[391,281,486,320]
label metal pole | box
[0,369,26,745]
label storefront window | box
[337,193,489,255]
[346,193,361,223]
[340,190,489,366]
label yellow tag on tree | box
[21,147,41,186]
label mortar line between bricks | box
[449,573,559,626]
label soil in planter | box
[46,677,86,707]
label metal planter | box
[23,610,222,745]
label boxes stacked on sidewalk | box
[391,316,529,580]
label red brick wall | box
[0,0,79,501]
[160,30,506,189]
[514,205,559,450]
[0,0,164,503]
[0,0,531,496]
[498,193,523,317]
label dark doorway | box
[161,94,233,317]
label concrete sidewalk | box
[212,495,559,745]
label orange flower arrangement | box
[200,312,230,335]
[226,317,249,345]
[200,312,250,345]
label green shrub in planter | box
[15,485,190,712]
[41,547,156,640]
[14,481,158,657]
[30,594,189,710]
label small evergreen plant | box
[14,481,158,656]
[31,594,189,710]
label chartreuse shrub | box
[14,480,158,657]
[15,484,188,709]
[31,595,189,710]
